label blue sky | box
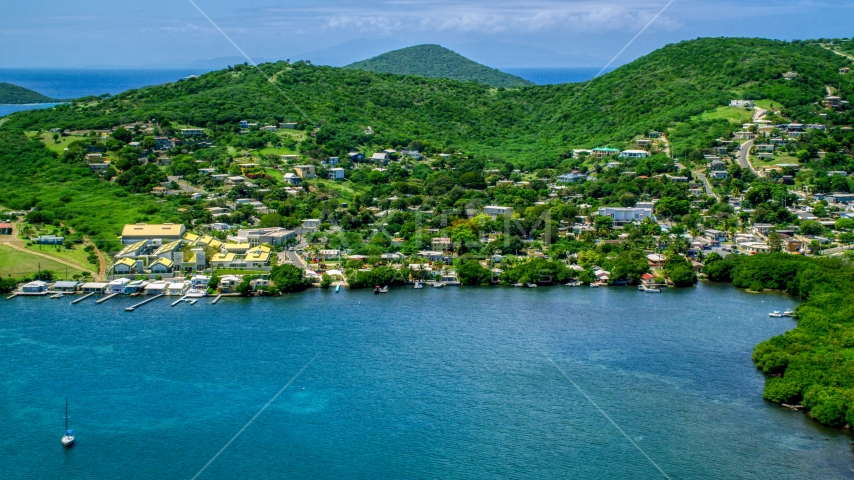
[1,0,852,69]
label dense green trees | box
[347,266,408,289]
[345,44,533,88]
[269,264,312,293]
[0,82,55,103]
[704,253,854,427]
[456,259,491,285]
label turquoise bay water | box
[1,284,851,479]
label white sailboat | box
[62,397,74,447]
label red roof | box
[0,223,12,229]
[641,273,654,280]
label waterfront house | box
[640,273,656,286]
[81,282,107,294]
[107,278,131,294]
[190,275,211,289]
[219,275,242,293]
[647,254,666,268]
[21,280,48,293]
[124,280,148,294]
[143,281,167,295]
[52,281,80,293]
[167,281,189,296]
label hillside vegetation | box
[345,44,533,88]
[0,37,850,237]
[0,82,56,104]
[6,38,849,165]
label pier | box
[71,292,95,304]
[211,294,222,304]
[96,293,118,304]
[6,293,18,300]
[125,294,164,312]
[171,295,188,307]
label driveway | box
[737,139,761,176]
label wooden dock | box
[6,293,18,300]
[71,292,95,304]
[125,294,164,312]
[96,293,118,304]
[171,295,188,307]
[211,294,222,304]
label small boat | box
[433,282,446,288]
[527,283,538,288]
[374,286,388,294]
[51,292,64,299]
[189,299,198,305]
[512,283,525,287]
[782,309,794,317]
[639,285,661,293]
[335,284,340,293]
[769,310,783,317]
[589,283,599,287]
[62,397,74,447]
[413,282,423,289]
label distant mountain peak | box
[345,44,534,88]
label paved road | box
[737,139,761,176]
[285,250,307,269]
[694,171,720,200]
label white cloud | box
[319,0,681,35]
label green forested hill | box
[1,37,851,232]
[5,38,849,167]
[0,82,56,104]
[345,44,534,88]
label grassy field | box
[32,132,90,153]
[210,268,270,275]
[694,106,753,124]
[0,243,91,279]
[264,167,284,182]
[754,99,784,110]
[23,243,97,273]
[752,152,800,167]
[258,146,301,157]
